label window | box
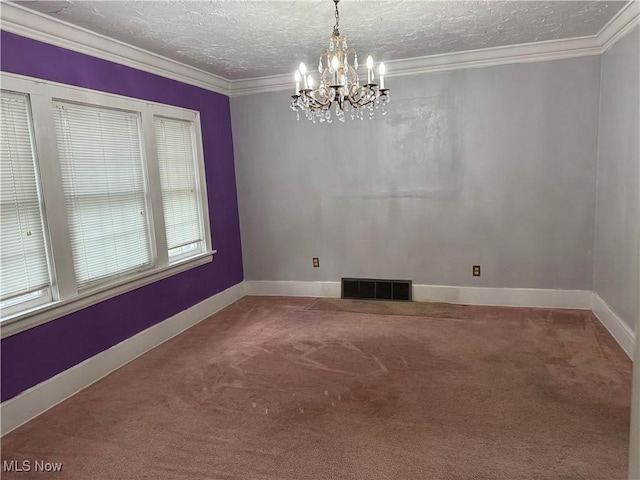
[0,74,213,336]
[155,116,204,261]
[0,93,51,315]
[53,102,152,289]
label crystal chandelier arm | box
[344,63,378,108]
[305,87,331,109]
[347,91,376,109]
[344,64,364,103]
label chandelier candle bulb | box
[366,55,373,84]
[299,62,307,89]
[307,75,314,89]
[379,62,386,89]
[294,70,301,94]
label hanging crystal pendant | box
[318,58,323,73]
[354,55,358,69]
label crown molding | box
[228,35,602,97]
[598,0,640,53]
[229,74,299,97]
[376,35,603,79]
[0,1,231,96]
[1,0,638,98]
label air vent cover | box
[341,278,412,301]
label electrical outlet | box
[473,265,481,277]
[313,257,320,268]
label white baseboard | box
[592,293,636,359]
[412,284,593,309]
[245,280,341,298]
[0,282,246,436]
[245,280,592,310]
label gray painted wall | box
[594,25,640,333]
[232,56,601,289]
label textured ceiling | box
[16,1,628,80]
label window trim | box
[0,72,216,338]
[154,114,208,263]
[0,91,54,311]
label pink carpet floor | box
[1,296,632,479]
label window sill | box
[0,250,216,339]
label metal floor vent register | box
[341,278,412,301]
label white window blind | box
[53,101,152,289]
[0,93,51,310]
[155,116,203,259]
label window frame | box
[0,91,54,316]
[0,73,215,338]
[52,99,155,290]
[154,114,208,263]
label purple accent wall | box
[0,31,244,402]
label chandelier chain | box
[333,0,340,37]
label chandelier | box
[291,0,390,123]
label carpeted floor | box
[1,296,632,479]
